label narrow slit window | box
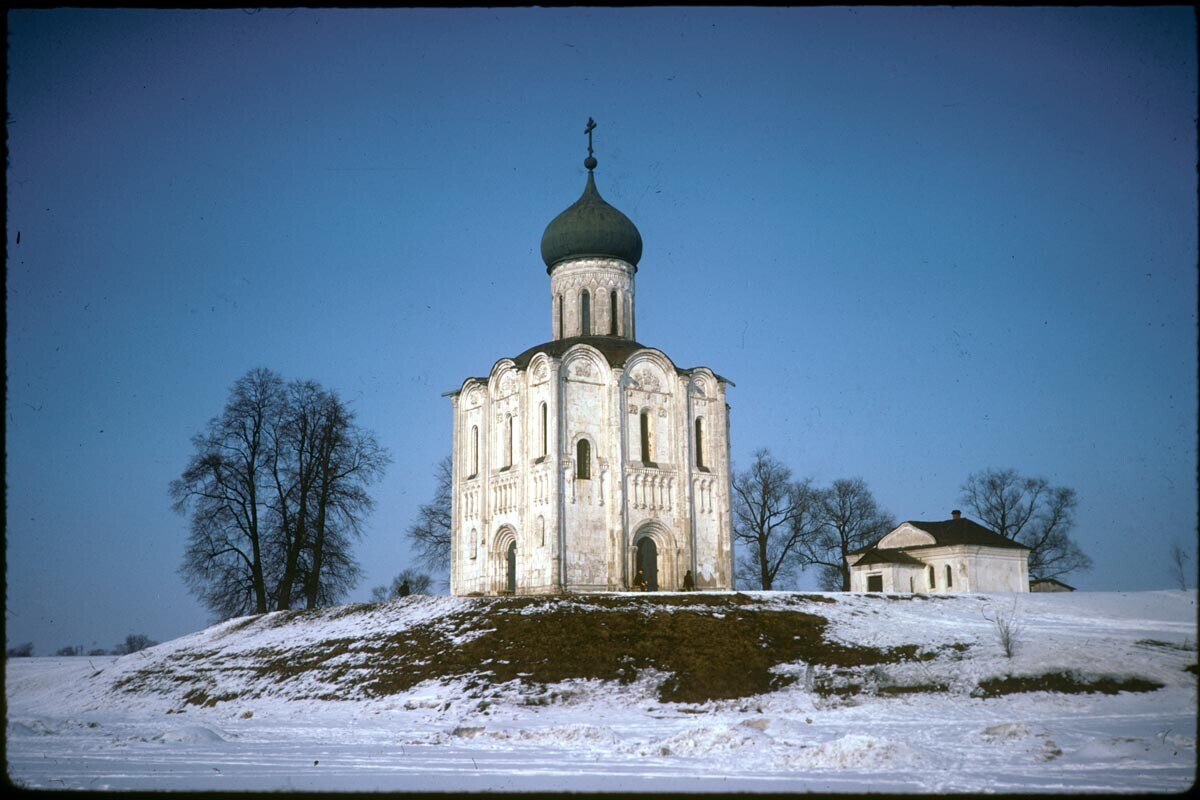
[470,425,479,477]
[576,439,591,479]
[539,402,548,457]
[694,417,705,468]
[928,565,936,589]
[640,410,652,465]
[609,290,618,335]
[557,294,564,339]
[580,290,591,336]
[504,414,513,468]
[945,564,953,588]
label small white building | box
[446,126,734,596]
[848,510,1029,593]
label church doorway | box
[635,537,658,591]
[505,541,517,594]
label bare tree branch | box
[960,468,1092,581]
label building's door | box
[636,538,658,591]
[506,541,517,593]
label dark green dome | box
[541,170,643,272]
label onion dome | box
[540,154,643,273]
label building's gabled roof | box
[1030,577,1076,590]
[851,548,926,567]
[850,516,1029,556]
[901,518,1029,550]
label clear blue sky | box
[6,8,1196,653]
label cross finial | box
[584,117,597,170]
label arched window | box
[557,294,564,339]
[694,417,705,468]
[928,565,936,589]
[609,290,618,335]
[639,410,652,465]
[504,414,513,468]
[470,425,479,477]
[539,402,548,457]
[945,564,953,588]
[580,290,591,336]
[576,439,591,480]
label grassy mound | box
[116,594,940,705]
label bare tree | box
[398,569,434,597]
[406,456,453,573]
[6,642,34,658]
[731,449,821,590]
[113,633,157,655]
[800,478,894,591]
[1169,542,1191,591]
[175,369,389,620]
[173,368,283,618]
[960,468,1091,581]
[983,597,1023,658]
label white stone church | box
[447,125,734,595]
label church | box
[447,122,734,595]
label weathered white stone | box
[448,252,733,595]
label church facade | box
[447,126,734,595]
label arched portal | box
[494,526,517,595]
[635,537,659,591]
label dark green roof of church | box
[540,170,643,272]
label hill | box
[6,591,1197,792]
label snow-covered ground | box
[6,591,1196,793]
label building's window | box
[539,402,548,457]
[470,528,478,559]
[945,564,953,588]
[576,439,591,479]
[537,516,545,547]
[581,290,591,336]
[639,410,652,465]
[470,425,479,477]
[609,290,618,335]
[928,565,936,589]
[694,417,705,468]
[909,576,915,592]
[557,294,564,339]
[504,414,513,468]
[866,574,883,592]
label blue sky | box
[6,7,1196,653]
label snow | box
[6,591,1196,792]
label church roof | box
[512,335,650,370]
[540,168,643,272]
[445,337,731,397]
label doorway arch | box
[494,525,517,595]
[635,537,658,591]
[631,522,674,592]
